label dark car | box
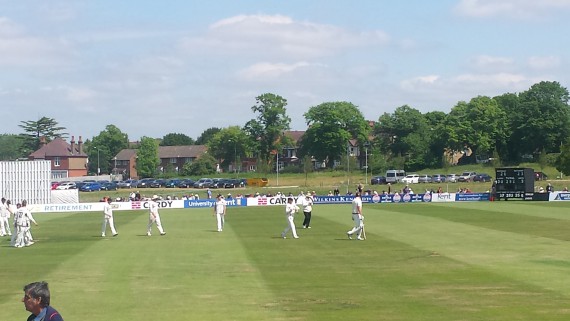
[193,178,213,188]
[177,179,195,188]
[137,178,155,188]
[223,179,240,188]
[535,172,548,181]
[473,173,492,182]
[79,182,102,192]
[370,176,387,185]
[149,179,166,188]
[211,178,225,188]
[101,181,118,191]
[238,178,247,187]
[164,179,181,188]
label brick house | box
[114,145,208,179]
[28,136,88,179]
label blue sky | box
[1,0,569,141]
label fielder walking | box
[147,195,166,236]
[0,197,12,237]
[213,194,226,232]
[101,197,118,237]
[281,197,300,239]
[347,192,365,240]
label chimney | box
[39,136,47,148]
[78,136,83,154]
[70,136,75,155]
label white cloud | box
[527,56,561,70]
[471,55,514,70]
[180,14,390,60]
[454,0,570,18]
[400,75,441,91]
[238,61,321,79]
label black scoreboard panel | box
[495,167,535,200]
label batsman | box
[347,192,365,240]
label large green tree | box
[375,105,433,171]
[244,93,291,162]
[18,116,68,155]
[182,153,217,176]
[161,133,194,146]
[88,125,129,174]
[510,81,570,159]
[0,134,25,160]
[195,127,221,145]
[444,96,508,160]
[136,136,160,178]
[299,101,369,169]
[207,126,250,170]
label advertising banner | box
[549,192,570,201]
[184,198,247,208]
[455,193,490,202]
[430,193,456,203]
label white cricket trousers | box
[102,216,117,236]
[216,213,225,231]
[347,214,363,238]
[0,216,10,236]
[281,215,298,238]
[147,215,165,235]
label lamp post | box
[346,144,350,194]
[93,146,100,176]
[228,139,237,177]
[364,142,369,185]
[276,151,279,186]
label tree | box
[181,153,217,176]
[375,105,433,171]
[298,101,369,169]
[244,93,291,162]
[556,141,570,176]
[511,81,570,160]
[207,126,250,170]
[0,134,25,160]
[88,125,129,174]
[444,96,508,162]
[195,127,221,145]
[136,136,160,178]
[161,133,194,146]
[18,116,68,155]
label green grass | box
[3,201,570,320]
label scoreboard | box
[494,167,534,200]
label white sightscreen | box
[0,160,51,204]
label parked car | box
[117,179,138,189]
[100,181,118,191]
[149,179,166,188]
[238,178,247,187]
[80,182,102,192]
[164,179,181,188]
[418,174,432,183]
[193,178,213,188]
[432,174,446,183]
[222,179,240,188]
[458,171,477,182]
[56,182,77,190]
[137,178,155,188]
[211,178,224,188]
[370,176,387,185]
[534,172,548,181]
[473,173,492,182]
[446,174,459,183]
[402,174,420,184]
[385,170,406,183]
[177,179,195,188]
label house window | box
[185,157,193,163]
[53,157,61,167]
[249,165,256,171]
[170,157,177,164]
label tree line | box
[2,80,570,177]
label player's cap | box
[152,195,159,200]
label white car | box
[446,174,458,183]
[56,182,77,190]
[402,174,420,184]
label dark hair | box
[287,197,294,202]
[22,200,27,207]
[23,281,51,307]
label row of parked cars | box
[371,171,493,185]
[52,180,119,192]
[116,178,247,189]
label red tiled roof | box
[29,137,87,158]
